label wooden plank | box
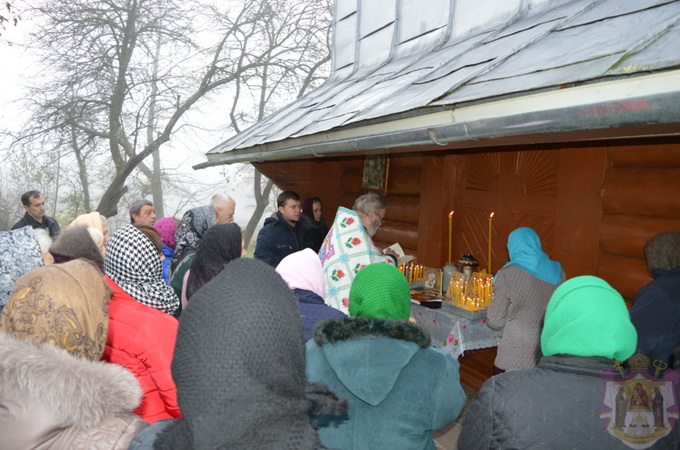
[608,138,680,168]
[600,214,680,258]
[553,146,607,278]
[596,253,651,301]
[417,153,454,267]
[374,222,419,251]
[602,169,680,217]
[459,347,497,391]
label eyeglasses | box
[372,210,385,225]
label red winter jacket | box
[103,276,182,424]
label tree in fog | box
[6,0,331,222]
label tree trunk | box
[243,168,273,249]
[148,31,164,217]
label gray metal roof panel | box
[207,0,680,157]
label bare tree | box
[6,0,331,221]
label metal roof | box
[199,0,680,167]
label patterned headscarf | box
[500,227,563,285]
[154,217,177,250]
[186,223,242,301]
[0,259,110,361]
[171,205,216,273]
[104,224,179,315]
[155,258,346,449]
[0,227,44,309]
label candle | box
[488,212,495,273]
[448,211,454,263]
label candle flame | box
[490,212,495,218]
[448,210,454,217]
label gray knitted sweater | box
[487,265,563,370]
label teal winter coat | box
[306,317,466,450]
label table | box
[411,303,501,360]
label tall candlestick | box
[488,212,495,273]
[448,211,454,263]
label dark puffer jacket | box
[254,212,315,267]
[630,265,680,369]
[458,355,680,449]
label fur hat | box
[645,231,680,273]
[349,263,410,320]
[50,225,103,266]
[541,275,637,361]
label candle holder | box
[457,253,479,283]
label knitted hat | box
[155,258,346,449]
[154,216,177,250]
[349,263,410,319]
[276,248,325,299]
[541,275,637,361]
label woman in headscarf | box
[102,224,181,424]
[301,197,329,253]
[457,276,662,448]
[276,248,346,341]
[0,260,148,448]
[306,263,466,450]
[105,224,180,316]
[487,227,564,373]
[129,258,347,449]
[154,216,178,284]
[185,222,245,302]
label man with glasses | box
[254,190,315,267]
[319,192,398,314]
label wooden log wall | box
[597,139,680,300]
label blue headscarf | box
[500,227,563,285]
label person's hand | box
[409,317,416,324]
[383,247,398,258]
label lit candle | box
[488,212,495,273]
[448,211,454,263]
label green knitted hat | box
[541,276,637,361]
[349,263,410,320]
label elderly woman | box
[0,260,147,448]
[69,211,110,245]
[129,258,346,449]
[487,227,564,373]
[307,263,466,450]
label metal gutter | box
[194,72,680,169]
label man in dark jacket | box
[254,191,314,267]
[630,231,680,369]
[12,190,60,238]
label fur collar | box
[313,317,431,348]
[0,332,142,428]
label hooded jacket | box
[306,317,466,450]
[0,332,148,449]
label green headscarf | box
[349,263,410,320]
[541,275,637,361]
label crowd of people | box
[0,188,678,449]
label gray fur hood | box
[0,331,143,428]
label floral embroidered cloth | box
[411,303,501,360]
[319,207,395,314]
